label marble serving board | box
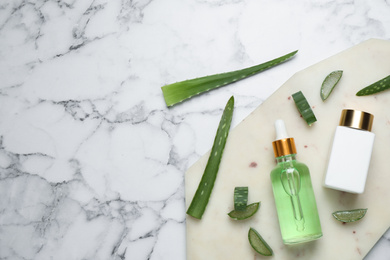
[185,39,390,259]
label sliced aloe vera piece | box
[332,208,368,223]
[162,50,298,106]
[234,186,248,211]
[292,91,317,126]
[356,75,390,96]
[248,227,273,256]
[228,202,260,220]
[186,96,234,219]
[320,70,343,101]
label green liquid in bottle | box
[270,120,322,245]
[271,155,322,244]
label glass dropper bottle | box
[270,119,322,244]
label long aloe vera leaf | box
[162,50,298,107]
[187,96,234,219]
[356,74,390,96]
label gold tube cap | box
[272,138,297,158]
[339,109,374,132]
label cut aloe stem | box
[332,208,368,223]
[248,227,273,256]
[292,91,317,126]
[162,50,298,106]
[228,202,260,220]
[356,75,390,96]
[186,96,235,219]
[320,70,343,101]
[234,186,248,211]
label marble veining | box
[0,0,390,259]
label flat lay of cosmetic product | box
[324,109,375,194]
[3,0,390,259]
[271,120,322,244]
[185,40,390,259]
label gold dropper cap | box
[272,138,297,158]
[339,109,374,132]
[272,120,297,158]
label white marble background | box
[0,0,390,259]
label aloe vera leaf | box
[292,91,317,126]
[356,75,390,96]
[332,208,368,223]
[234,186,248,211]
[186,96,234,219]
[320,70,343,101]
[248,227,273,256]
[162,50,298,107]
[228,202,260,220]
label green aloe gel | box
[270,120,322,244]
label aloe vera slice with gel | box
[320,70,343,101]
[332,208,368,223]
[228,202,260,220]
[248,228,273,256]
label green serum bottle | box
[270,120,322,244]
